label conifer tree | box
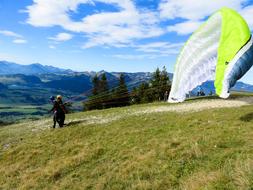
[92,74,100,96]
[114,74,130,107]
[160,66,171,101]
[150,68,162,101]
[138,82,152,103]
[100,73,109,93]
[99,73,111,108]
[130,87,139,104]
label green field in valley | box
[0,104,50,125]
[0,87,82,125]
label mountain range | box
[0,61,157,94]
[0,61,73,75]
[0,60,253,95]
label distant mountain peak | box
[31,63,41,65]
[0,61,73,75]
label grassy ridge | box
[1,101,253,189]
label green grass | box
[1,98,253,189]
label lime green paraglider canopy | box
[216,8,251,95]
[169,7,253,103]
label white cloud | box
[0,30,28,44]
[26,0,164,48]
[25,0,91,27]
[135,42,183,55]
[240,5,253,30]
[159,0,245,20]
[159,0,252,35]
[0,30,23,38]
[49,33,73,42]
[112,54,156,60]
[24,0,253,52]
[112,41,183,60]
[49,45,56,49]
[167,20,203,35]
[112,51,179,60]
[13,39,27,44]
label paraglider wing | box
[216,8,252,98]
[168,13,222,103]
[168,8,253,103]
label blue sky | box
[1,0,253,83]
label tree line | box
[83,66,171,111]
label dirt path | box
[65,97,253,127]
[25,97,253,130]
[135,97,253,114]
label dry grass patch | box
[180,171,222,190]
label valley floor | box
[1,95,253,189]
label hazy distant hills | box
[0,60,253,95]
[0,72,153,94]
[191,81,253,95]
[0,61,73,75]
[0,61,156,94]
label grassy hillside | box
[1,97,253,189]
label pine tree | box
[85,74,104,110]
[85,67,171,110]
[132,66,171,104]
[160,66,171,101]
[92,74,100,96]
[99,73,111,109]
[114,74,130,107]
[100,73,109,93]
[150,68,161,101]
[130,87,139,104]
[138,82,152,103]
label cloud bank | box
[24,0,253,57]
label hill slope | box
[1,96,253,189]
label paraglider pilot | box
[49,95,66,128]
